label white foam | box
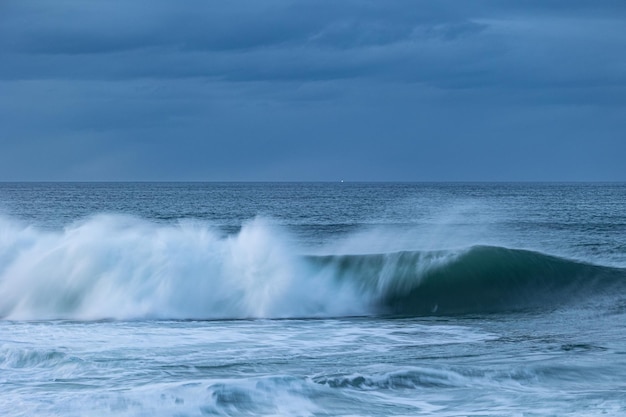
[0,215,365,320]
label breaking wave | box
[0,215,624,320]
[310,246,626,315]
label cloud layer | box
[1,1,625,180]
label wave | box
[0,215,624,320]
[0,346,70,369]
[313,367,468,389]
[309,246,626,315]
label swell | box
[309,246,626,315]
[0,215,624,320]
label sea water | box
[1,182,625,416]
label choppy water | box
[1,182,625,416]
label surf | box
[0,215,624,320]
[308,246,626,315]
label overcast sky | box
[1,0,624,181]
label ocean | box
[1,182,625,416]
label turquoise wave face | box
[308,246,626,316]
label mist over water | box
[1,183,626,416]
[0,215,366,320]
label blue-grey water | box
[1,182,625,416]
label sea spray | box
[0,215,364,320]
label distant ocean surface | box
[1,182,626,416]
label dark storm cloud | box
[3,0,624,92]
[0,0,625,181]
[0,1,496,83]
[2,1,459,53]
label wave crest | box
[310,246,625,315]
[0,215,623,320]
[0,215,362,320]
